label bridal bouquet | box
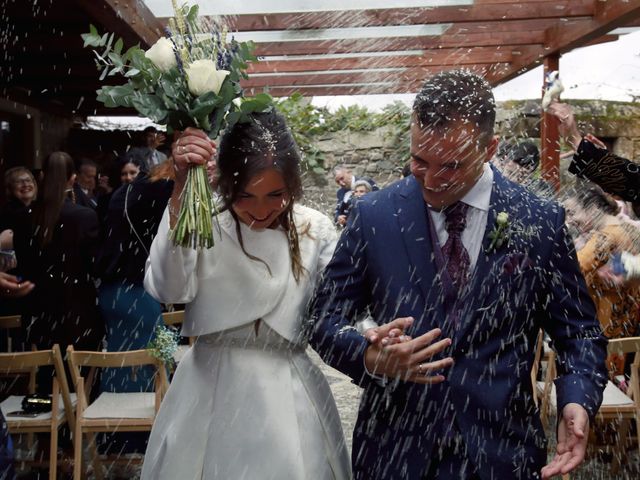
[82,2,272,248]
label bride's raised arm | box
[144,127,216,304]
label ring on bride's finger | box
[417,363,425,373]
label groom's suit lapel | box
[393,177,446,326]
[454,169,515,348]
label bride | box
[141,110,350,479]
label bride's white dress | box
[141,205,350,480]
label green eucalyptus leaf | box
[114,38,124,55]
[225,111,242,128]
[166,110,197,132]
[107,52,124,68]
[189,91,221,119]
[97,84,135,108]
[81,31,104,48]
[131,93,167,121]
[209,103,231,139]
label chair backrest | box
[0,315,21,330]
[66,346,169,412]
[0,315,21,352]
[0,345,75,430]
[161,310,185,327]
[607,337,640,356]
[531,330,544,384]
[607,337,640,403]
[162,310,193,346]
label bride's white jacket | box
[144,204,337,343]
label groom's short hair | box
[412,69,496,146]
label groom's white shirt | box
[428,162,493,271]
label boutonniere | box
[487,212,510,253]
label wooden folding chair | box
[535,336,640,476]
[532,329,555,422]
[161,310,193,364]
[66,346,168,480]
[593,336,640,472]
[0,345,76,480]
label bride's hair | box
[217,109,308,282]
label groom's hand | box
[541,403,590,479]
[364,316,414,345]
[364,326,453,384]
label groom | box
[310,70,607,479]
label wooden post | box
[540,54,561,192]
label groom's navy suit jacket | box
[310,169,607,480]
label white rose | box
[496,212,509,226]
[144,37,177,73]
[185,59,230,97]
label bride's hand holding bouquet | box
[169,128,217,230]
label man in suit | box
[73,159,99,209]
[310,70,607,480]
[333,166,377,224]
[129,126,168,172]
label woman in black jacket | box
[13,152,104,390]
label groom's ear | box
[483,136,499,162]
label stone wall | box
[302,100,640,218]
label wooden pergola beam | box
[492,0,640,85]
[540,54,561,192]
[248,48,514,74]
[217,0,593,31]
[241,65,498,89]
[71,0,163,48]
[243,72,493,96]
[253,31,546,56]
[546,0,640,54]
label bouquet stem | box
[172,165,216,248]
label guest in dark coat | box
[96,152,147,235]
[12,152,104,391]
[96,160,173,393]
[0,167,38,325]
[73,159,99,210]
[0,167,37,231]
[94,160,173,457]
[333,166,378,223]
[548,101,639,203]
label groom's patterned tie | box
[442,201,470,289]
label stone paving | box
[308,348,362,453]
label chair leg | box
[88,434,104,480]
[50,377,60,480]
[73,415,82,479]
[636,414,640,459]
[612,419,630,474]
[49,429,58,480]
